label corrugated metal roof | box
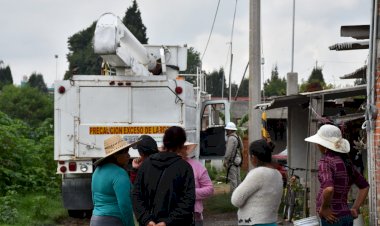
[329,41,369,51]
[340,65,367,79]
[255,85,366,110]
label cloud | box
[0,0,370,89]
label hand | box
[350,208,360,219]
[147,221,156,226]
[319,207,338,224]
[132,157,143,169]
[156,222,166,226]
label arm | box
[132,161,155,226]
[113,170,134,226]
[351,187,369,218]
[319,186,337,223]
[196,167,214,200]
[231,169,261,207]
[350,168,370,218]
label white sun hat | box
[225,122,237,131]
[304,124,350,153]
[158,141,197,154]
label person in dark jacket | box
[129,135,159,184]
[132,126,195,226]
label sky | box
[0,0,371,88]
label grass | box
[204,191,237,215]
[0,192,67,226]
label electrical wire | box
[201,0,221,62]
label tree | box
[28,73,48,93]
[122,0,148,44]
[263,65,286,97]
[64,22,101,80]
[206,68,227,97]
[0,65,13,90]
[235,78,249,97]
[65,1,149,79]
[182,47,202,85]
[300,66,329,92]
[0,85,53,127]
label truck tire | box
[68,210,92,219]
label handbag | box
[293,216,321,226]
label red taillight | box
[60,166,67,173]
[58,86,65,94]
[68,162,77,171]
[175,86,183,94]
[58,161,65,165]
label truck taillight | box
[58,86,65,94]
[68,162,77,171]
[60,166,67,173]
[58,161,65,164]
[175,86,183,94]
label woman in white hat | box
[90,135,138,226]
[305,124,369,226]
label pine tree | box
[0,65,13,90]
[65,1,149,79]
[263,65,286,97]
[206,68,227,97]
[122,0,148,44]
[28,72,48,93]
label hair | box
[136,135,158,156]
[249,139,275,164]
[334,151,354,182]
[163,126,186,152]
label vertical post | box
[249,0,261,169]
[228,53,233,102]
[291,0,295,73]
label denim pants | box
[321,215,353,226]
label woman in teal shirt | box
[90,135,138,226]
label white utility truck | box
[54,13,230,217]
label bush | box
[0,190,19,224]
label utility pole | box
[249,0,261,168]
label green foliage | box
[0,193,67,226]
[299,66,329,92]
[235,78,249,97]
[0,85,53,128]
[27,72,48,93]
[0,190,19,224]
[236,114,248,138]
[183,47,202,85]
[307,66,325,84]
[64,22,101,79]
[65,1,149,79]
[206,68,227,97]
[204,192,237,214]
[122,0,148,44]
[0,65,13,90]
[263,65,286,97]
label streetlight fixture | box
[55,55,58,80]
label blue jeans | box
[321,215,353,226]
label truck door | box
[199,100,230,159]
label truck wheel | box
[68,210,92,219]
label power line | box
[201,0,221,62]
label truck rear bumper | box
[62,176,93,210]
